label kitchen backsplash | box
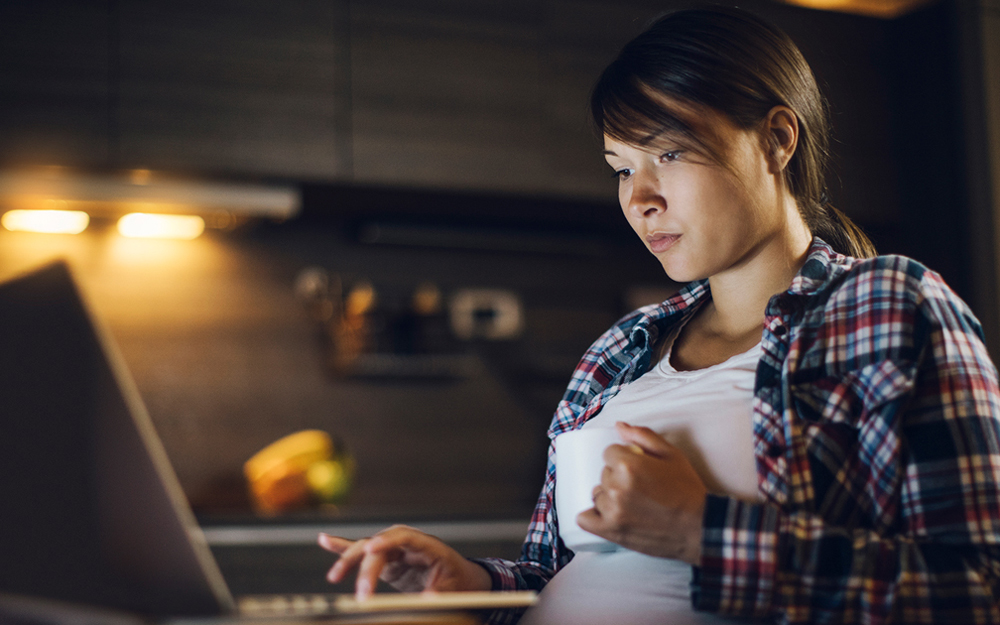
[0,186,675,521]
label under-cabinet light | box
[117,213,205,240]
[1,209,90,234]
[0,170,300,220]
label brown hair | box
[591,7,876,259]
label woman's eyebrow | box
[638,133,661,146]
[602,149,618,156]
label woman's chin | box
[658,262,698,284]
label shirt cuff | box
[692,494,781,618]
[469,557,521,591]
[467,558,531,625]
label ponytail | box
[809,204,877,259]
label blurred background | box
[1,0,998,596]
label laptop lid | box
[0,260,235,617]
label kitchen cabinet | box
[349,1,548,194]
[347,0,648,199]
[540,1,656,198]
[348,0,656,199]
[0,0,629,199]
[0,0,351,180]
[0,0,111,168]
[0,0,974,219]
[117,0,352,179]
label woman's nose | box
[626,170,666,218]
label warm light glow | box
[130,169,153,185]
[777,0,934,18]
[117,213,205,240]
[1,209,89,234]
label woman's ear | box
[765,105,798,174]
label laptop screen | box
[0,261,234,617]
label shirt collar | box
[627,280,710,350]
[786,237,853,298]
[627,237,851,347]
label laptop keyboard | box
[237,593,341,617]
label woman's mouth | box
[647,233,680,253]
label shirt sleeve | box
[693,270,1000,624]
[469,399,577,624]
[467,310,652,624]
[473,448,563,589]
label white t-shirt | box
[520,330,762,625]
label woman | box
[320,7,1000,624]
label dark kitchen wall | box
[0,189,663,521]
[0,0,983,520]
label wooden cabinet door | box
[349,0,548,194]
[0,0,111,168]
[116,0,352,180]
[540,0,657,200]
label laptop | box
[0,260,535,623]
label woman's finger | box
[369,525,429,549]
[365,525,441,566]
[614,421,674,457]
[577,504,613,539]
[591,484,603,507]
[327,538,370,583]
[356,548,391,600]
[600,463,613,486]
[318,532,353,554]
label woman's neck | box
[705,214,812,340]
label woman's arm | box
[695,270,1000,624]
[469,393,582,595]
[696,495,1000,623]
[471,454,561,594]
[465,417,567,625]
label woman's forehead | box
[602,134,670,155]
[602,130,701,155]
[603,91,742,149]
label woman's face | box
[603,109,789,283]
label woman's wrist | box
[677,493,707,566]
[463,559,496,591]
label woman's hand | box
[576,422,708,565]
[318,525,493,600]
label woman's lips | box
[647,233,680,253]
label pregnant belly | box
[519,550,741,625]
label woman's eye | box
[660,151,682,162]
[612,168,633,180]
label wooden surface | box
[117,0,352,179]
[349,1,547,194]
[0,0,976,217]
[0,0,111,168]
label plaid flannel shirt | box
[476,239,1000,624]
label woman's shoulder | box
[841,251,930,280]
[828,253,952,303]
